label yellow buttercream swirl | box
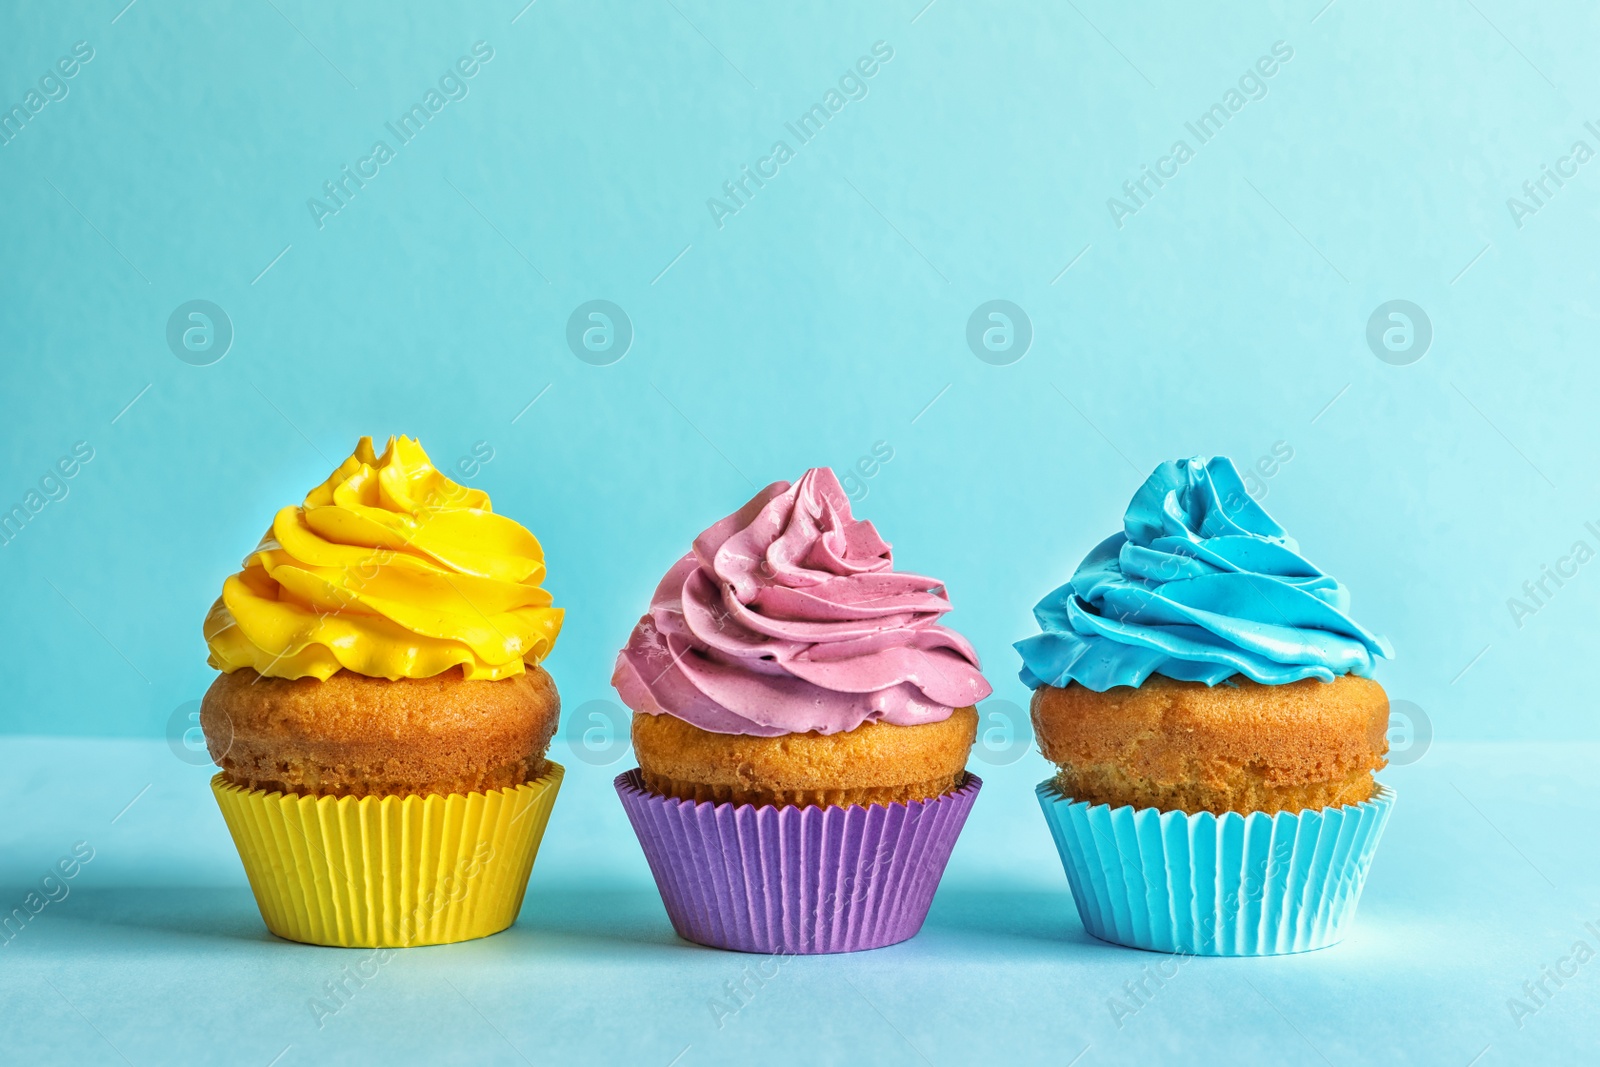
[204,436,562,681]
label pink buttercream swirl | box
[612,468,992,736]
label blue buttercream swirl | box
[1015,456,1393,692]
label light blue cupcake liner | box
[1036,780,1395,956]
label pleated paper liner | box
[212,762,563,948]
[1036,780,1394,957]
[615,769,981,954]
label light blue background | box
[3,1,1598,1064]
[5,0,1597,745]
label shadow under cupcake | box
[611,468,991,954]
[1016,456,1396,957]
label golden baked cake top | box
[204,435,561,681]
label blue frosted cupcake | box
[1017,456,1396,955]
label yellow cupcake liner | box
[211,763,563,948]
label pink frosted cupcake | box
[612,468,991,953]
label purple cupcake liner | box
[614,770,982,954]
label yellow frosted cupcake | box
[200,436,565,947]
